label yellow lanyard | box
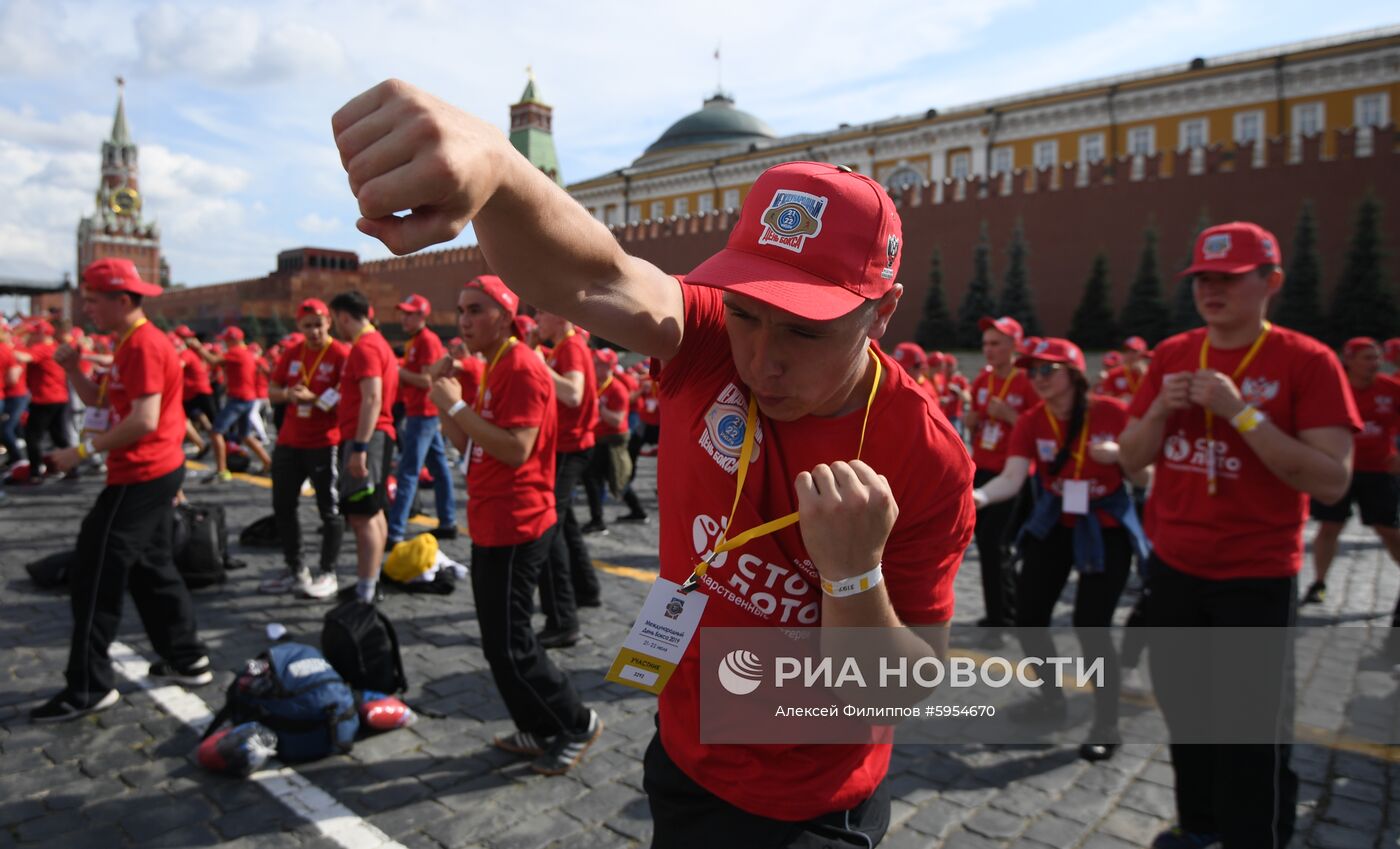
[1043,404,1090,480]
[299,342,331,387]
[680,348,884,593]
[992,368,1017,400]
[599,374,614,396]
[1125,366,1139,395]
[402,332,416,364]
[1198,322,1272,496]
[97,318,147,407]
[474,337,515,413]
[352,323,374,345]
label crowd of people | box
[1,76,1397,849]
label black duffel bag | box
[173,503,243,588]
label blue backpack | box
[203,642,359,763]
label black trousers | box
[644,725,891,848]
[972,468,1027,625]
[584,435,644,523]
[25,401,73,470]
[271,444,344,574]
[471,531,589,737]
[541,449,600,630]
[1141,554,1297,849]
[1015,523,1132,734]
[66,465,206,701]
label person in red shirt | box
[1384,337,1400,371]
[0,320,28,468]
[1099,336,1151,403]
[247,342,273,448]
[329,290,398,604]
[934,352,970,436]
[891,342,940,405]
[174,326,215,457]
[972,338,1150,762]
[535,309,601,647]
[966,315,1036,628]
[1119,222,1359,849]
[386,293,458,546]
[332,81,973,842]
[426,275,601,776]
[583,347,647,529]
[33,258,211,722]
[189,326,272,481]
[1303,337,1400,608]
[261,298,351,600]
[17,319,75,479]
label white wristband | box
[820,562,884,598]
[447,400,468,418]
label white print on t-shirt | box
[691,513,820,625]
[1036,439,1056,462]
[1163,431,1243,479]
[699,382,763,474]
[977,387,988,405]
[288,361,302,377]
[1240,376,1279,406]
[1375,396,1394,412]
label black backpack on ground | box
[173,504,243,589]
[25,549,77,590]
[321,600,407,695]
[238,514,281,549]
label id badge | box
[82,407,111,434]
[605,577,708,695]
[316,387,340,412]
[979,422,1002,451]
[1062,479,1090,516]
[296,404,312,419]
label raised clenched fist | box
[794,460,897,584]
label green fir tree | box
[1328,192,1398,346]
[914,247,955,350]
[1169,209,1211,335]
[956,223,997,348]
[1067,253,1119,349]
[997,221,1041,336]
[1119,226,1171,344]
[1272,201,1326,338]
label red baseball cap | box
[1343,336,1380,356]
[298,298,329,317]
[284,332,305,346]
[1384,338,1400,364]
[220,326,245,342]
[465,275,518,318]
[81,258,163,297]
[594,348,619,368]
[396,294,431,315]
[978,316,1024,346]
[685,161,902,321]
[1103,350,1124,369]
[1180,222,1282,278]
[174,325,196,339]
[512,313,538,340]
[448,336,464,348]
[27,319,54,337]
[1122,336,1149,353]
[891,342,928,370]
[1016,337,1086,373]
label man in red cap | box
[334,81,973,845]
[32,258,211,722]
[534,308,601,648]
[891,342,939,404]
[1119,221,1360,849]
[173,326,215,457]
[1100,336,1151,404]
[188,325,272,481]
[15,318,75,479]
[966,315,1034,628]
[583,347,647,531]
[263,298,350,599]
[386,292,457,548]
[1302,337,1400,608]
[329,290,399,603]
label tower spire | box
[111,76,131,147]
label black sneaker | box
[1150,826,1222,849]
[538,628,581,649]
[580,520,608,535]
[148,656,213,687]
[576,597,603,609]
[616,512,649,524]
[429,525,459,541]
[493,729,551,758]
[30,689,119,724]
[1301,581,1326,605]
[1079,742,1118,762]
[532,710,603,775]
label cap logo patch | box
[758,190,827,253]
[882,235,899,279]
[1202,233,1232,260]
[1260,237,1275,260]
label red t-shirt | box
[400,328,446,417]
[1008,396,1130,527]
[1098,365,1146,404]
[1349,374,1400,473]
[105,322,186,485]
[638,377,662,426]
[339,328,398,442]
[272,340,349,449]
[656,282,975,822]
[616,369,639,394]
[1129,325,1361,579]
[940,373,968,421]
[0,343,12,399]
[455,356,485,408]
[969,367,1035,471]
[254,356,270,400]
[594,375,630,438]
[465,340,558,547]
[547,331,598,453]
[2,341,25,396]
[180,348,212,396]
[25,342,69,405]
[222,347,257,401]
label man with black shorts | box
[1303,336,1400,608]
[329,291,398,604]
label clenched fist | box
[428,375,463,412]
[1188,369,1246,419]
[795,460,897,584]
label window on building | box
[606,206,622,227]
[649,200,664,221]
[674,197,689,216]
[990,147,1014,175]
[1293,102,1324,137]
[949,151,971,180]
[698,193,714,214]
[1033,140,1058,170]
[1127,126,1155,156]
[885,165,923,193]
[1233,111,1264,145]
[722,188,740,210]
[1355,93,1389,128]
[1179,118,1208,150]
[1079,133,1104,163]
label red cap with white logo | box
[1180,222,1282,278]
[891,342,927,370]
[978,316,1024,346]
[465,275,519,318]
[81,258,164,297]
[1016,337,1086,374]
[396,294,431,315]
[298,298,329,317]
[685,161,902,321]
[1122,336,1149,353]
[220,326,245,342]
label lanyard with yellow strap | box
[474,337,515,413]
[1198,321,1272,496]
[95,317,147,408]
[299,341,332,388]
[1043,404,1090,480]
[679,347,883,594]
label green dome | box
[641,94,776,159]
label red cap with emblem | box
[396,294,431,315]
[978,316,1024,346]
[1122,336,1149,353]
[1103,350,1123,369]
[594,348,619,368]
[1181,221,1282,278]
[220,326,245,342]
[1016,337,1086,373]
[465,275,518,318]
[81,258,163,297]
[174,325,196,339]
[891,342,928,371]
[298,298,329,317]
[1343,336,1379,356]
[685,161,902,321]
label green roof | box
[642,93,775,158]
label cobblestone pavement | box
[1,458,1397,849]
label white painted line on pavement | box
[109,641,408,849]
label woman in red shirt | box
[972,338,1149,762]
[582,348,647,530]
[18,320,75,478]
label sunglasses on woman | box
[1026,362,1065,379]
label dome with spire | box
[637,93,776,163]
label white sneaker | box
[300,572,339,600]
[259,569,312,595]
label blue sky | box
[0,0,1395,293]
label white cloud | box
[297,212,339,234]
[134,3,346,84]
